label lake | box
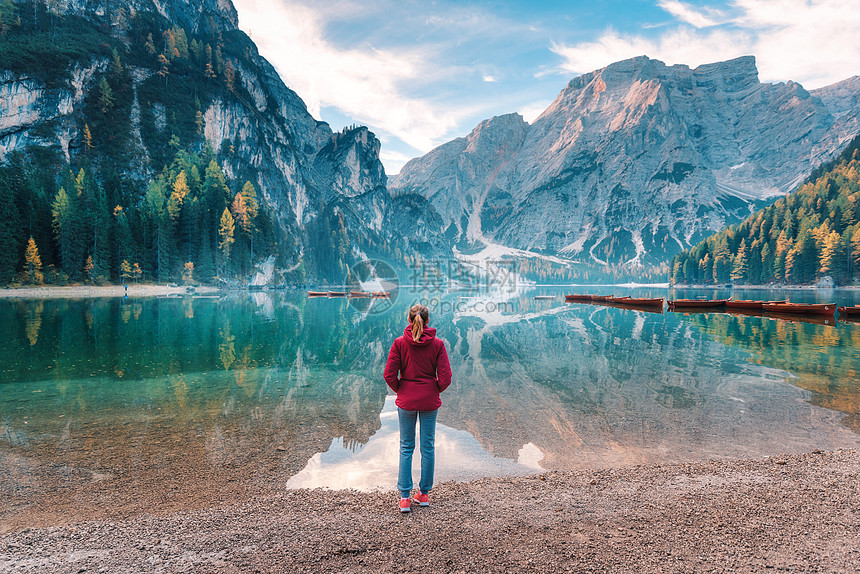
[1,286,859,529]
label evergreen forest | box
[0,1,279,286]
[670,136,860,286]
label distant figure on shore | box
[124,284,128,297]
[384,304,452,513]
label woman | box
[383,304,452,513]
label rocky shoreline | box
[0,285,220,299]
[1,449,858,573]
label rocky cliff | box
[391,56,860,267]
[0,0,443,283]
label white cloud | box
[552,0,860,89]
[482,75,497,82]
[551,27,750,77]
[233,0,464,152]
[518,101,552,124]
[657,0,723,28]
[378,149,416,175]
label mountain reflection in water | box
[1,289,858,528]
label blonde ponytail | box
[408,304,430,342]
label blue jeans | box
[397,407,438,498]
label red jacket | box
[384,325,452,411]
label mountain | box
[812,76,860,118]
[670,135,860,286]
[390,56,860,269]
[0,0,443,285]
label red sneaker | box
[413,492,430,507]
[399,497,412,513]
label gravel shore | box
[0,285,220,299]
[1,449,858,573]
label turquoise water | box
[1,288,859,525]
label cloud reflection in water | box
[287,395,544,491]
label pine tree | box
[98,77,114,114]
[168,170,189,221]
[163,29,178,59]
[172,27,189,59]
[83,123,93,150]
[24,237,43,284]
[218,207,235,274]
[730,239,748,283]
[51,187,73,273]
[113,205,133,274]
[0,171,22,283]
[712,236,732,283]
[819,231,842,276]
[225,60,235,92]
[145,33,156,56]
[230,192,249,233]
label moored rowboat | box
[838,305,860,317]
[350,291,371,298]
[371,291,391,298]
[668,299,728,308]
[612,296,664,307]
[762,302,836,316]
[327,291,347,297]
[564,294,593,301]
[308,291,328,297]
[725,299,787,310]
[590,295,611,302]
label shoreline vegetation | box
[1,449,857,572]
[670,283,860,290]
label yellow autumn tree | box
[167,170,189,220]
[24,237,43,284]
[120,259,133,283]
[219,207,235,258]
[84,255,94,282]
[182,262,194,284]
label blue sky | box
[232,0,860,174]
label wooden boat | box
[371,291,391,298]
[668,299,728,308]
[725,298,787,310]
[350,291,371,298]
[614,296,664,307]
[837,305,860,317]
[605,296,631,302]
[590,295,611,302]
[762,302,836,316]
[534,295,556,300]
[564,294,593,301]
[327,291,347,297]
[307,291,328,297]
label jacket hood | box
[403,325,436,346]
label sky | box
[232,0,860,175]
